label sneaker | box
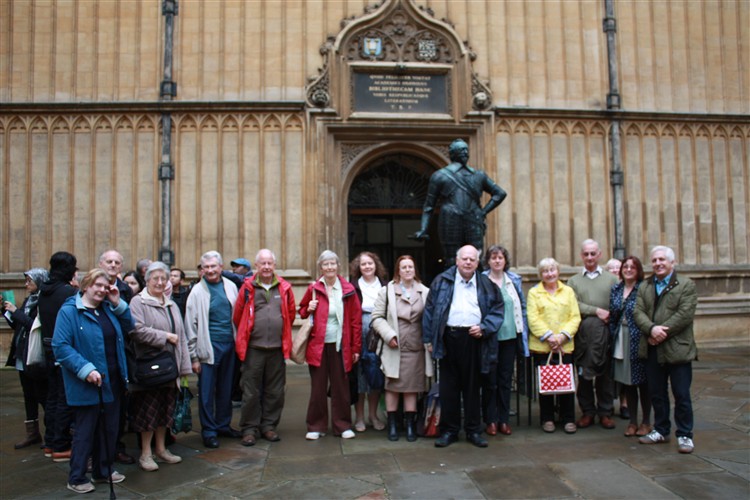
[677,436,694,454]
[563,423,577,434]
[639,429,669,444]
[305,432,325,440]
[155,449,182,464]
[139,455,159,472]
[341,429,356,439]
[92,471,125,484]
[67,482,95,494]
[542,421,555,433]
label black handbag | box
[129,306,179,387]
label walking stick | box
[97,375,117,500]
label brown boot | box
[15,420,42,449]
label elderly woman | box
[481,245,528,436]
[349,251,388,432]
[52,268,133,493]
[371,255,431,442]
[527,258,581,434]
[128,262,192,472]
[609,256,652,437]
[3,268,49,449]
[299,250,362,440]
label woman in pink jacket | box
[298,250,362,440]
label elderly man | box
[414,139,506,264]
[99,250,133,304]
[232,249,296,446]
[634,246,698,454]
[567,239,618,430]
[422,245,504,448]
[185,251,240,449]
[98,249,137,465]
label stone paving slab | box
[550,459,679,498]
[468,464,576,499]
[382,471,484,499]
[655,471,750,499]
[621,448,722,476]
[246,477,384,499]
[262,452,399,482]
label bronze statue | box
[413,139,506,265]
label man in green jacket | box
[633,245,698,454]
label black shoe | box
[467,432,488,448]
[434,432,458,448]
[619,407,630,420]
[404,412,417,442]
[115,451,135,465]
[203,436,220,448]
[387,412,399,442]
[218,428,242,438]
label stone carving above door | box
[305,0,492,116]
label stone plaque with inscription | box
[353,72,448,113]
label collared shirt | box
[447,271,482,327]
[583,266,603,279]
[655,273,673,296]
[501,274,524,333]
[358,276,381,313]
[321,277,344,349]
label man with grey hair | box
[422,245,504,448]
[185,251,240,449]
[232,249,296,446]
[634,245,698,454]
[567,239,618,430]
[99,250,133,304]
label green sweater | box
[567,271,618,317]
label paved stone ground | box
[1,347,748,499]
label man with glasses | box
[567,239,618,430]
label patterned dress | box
[609,281,647,385]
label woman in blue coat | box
[52,268,133,494]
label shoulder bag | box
[291,289,315,365]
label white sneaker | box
[67,482,95,494]
[305,432,325,440]
[341,429,356,439]
[677,436,694,454]
[92,471,125,484]
[638,429,669,444]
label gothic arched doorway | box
[348,153,443,283]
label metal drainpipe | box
[159,0,178,265]
[604,0,625,260]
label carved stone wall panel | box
[493,119,749,268]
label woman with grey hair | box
[526,257,581,434]
[128,261,192,472]
[3,267,49,449]
[299,250,362,440]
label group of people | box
[2,238,698,493]
[525,239,698,457]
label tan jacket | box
[371,281,434,380]
[128,290,192,391]
[184,277,238,365]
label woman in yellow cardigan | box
[527,258,581,434]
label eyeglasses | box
[149,276,168,283]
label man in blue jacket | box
[422,245,504,448]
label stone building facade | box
[1,0,748,346]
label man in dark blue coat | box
[422,245,504,448]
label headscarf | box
[23,267,48,316]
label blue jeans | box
[647,346,693,438]
[198,341,237,438]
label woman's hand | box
[307,299,318,312]
[166,333,178,345]
[192,361,201,374]
[86,370,102,386]
[388,337,398,349]
[2,301,16,313]
[107,284,120,307]
[353,352,360,364]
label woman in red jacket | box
[299,250,362,440]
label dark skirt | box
[131,386,177,432]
